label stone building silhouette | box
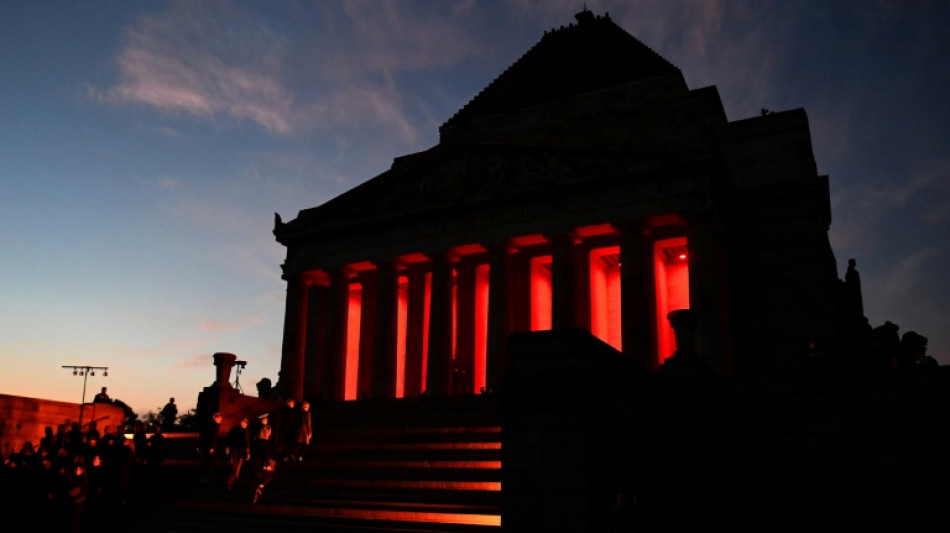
[273,9,839,402]
[270,10,948,532]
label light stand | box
[233,360,247,394]
[62,365,109,428]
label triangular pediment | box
[440,9,683,139]
[276,10,724,243]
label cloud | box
[913,159,950,224]
[845,158,950,225]
[157,175,179,190]
[877,244,943,303]
[201,315,263,334]
[862,173,939,211]
[181,351,215,369]
[95,1,294,134]
[87,1,497,142]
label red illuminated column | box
[486,243,512,393]
[371,261,398,399]
[454,257,479,395]
[279,272,309,402]
[551,233,577,330]
[404,264,429,397]
[303,280,330,402]
[572,238,593,332]
[426,253,455,396]
[508,249,532,333]
[357,269,378,399]
[326,268,350,401]
[619,223,657,371]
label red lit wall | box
[321,229,689,401]
[474,264,489,393]
[345,282,362,400]
[396,275,408,398]
[530,255,552,331]
[589,246,621,350]
[422,272,431,388]
[654,237,689,362]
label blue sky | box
[2,1,948,416]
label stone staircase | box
[116,395,502,532]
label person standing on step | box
[160,398,178,433]
[146,424,166,486]
[225,416,251,491]
[290,400,312,461]
[270,397,297,462]
[93,386,111,404]
[250,413,275,504]
[197,412,222,484]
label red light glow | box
[530,255,552,331]
[344,281,362,400]
[589,245,621,350]
[396,275,408,398]
[654,237,689,362]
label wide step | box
[122,396,502,532]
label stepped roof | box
[277,10,693,242]
[439,9,682,138]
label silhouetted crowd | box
[0,419,166,532]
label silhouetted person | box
[250,414,274,504]
[146,424,167,485]
[197,412,222,484]
[54,423,68,452]
[102,432,134,508]
[225,417,250,491]
[160,398,178,433]
[131,420,148,463]
[256,378,274,399]
[85,420,101,443]
[64,456,88,533]
[290,400,313,461]
[65,422,84,458]
[40,425,56,454]
[271,397,296,461]
[92,387,111,404]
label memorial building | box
[261,10,950,531]
[272,9,841,404]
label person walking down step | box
[225,417,250,491]
[290,400,312,461]
[197,412,222,484]
[250,413,274,504]
[270,397,297,462]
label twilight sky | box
[2,0,948,417]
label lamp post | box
[62,365,108,428]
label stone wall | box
[0,394,125,458]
